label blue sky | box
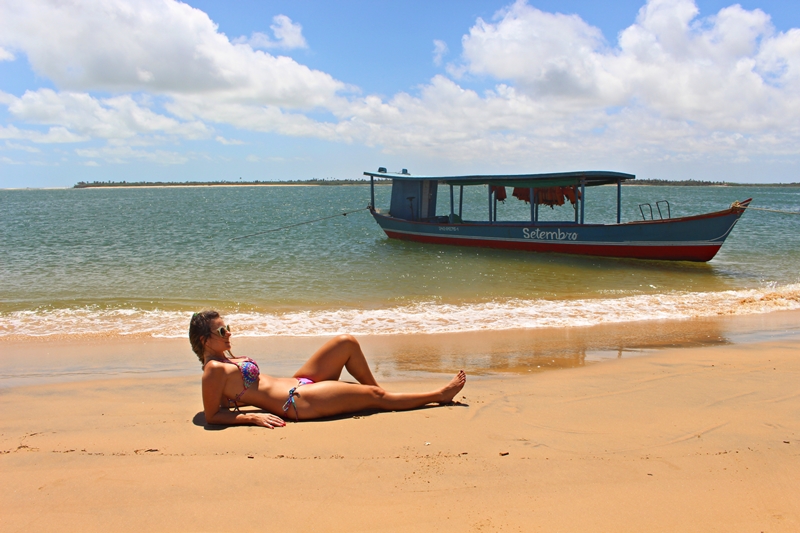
[1,0,799,187]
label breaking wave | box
[3,284,800,338]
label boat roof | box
[363,169,635,188]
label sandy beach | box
[2,313,799,532]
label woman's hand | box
[249,413,286,428]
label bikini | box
[209,356,313,420]
[283,377,314,421]
[231,357,260,403]
[208,356,260,409]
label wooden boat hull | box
[371,201,749,262]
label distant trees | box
[72,178,371,188]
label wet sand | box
[2,312,800,531]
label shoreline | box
[2,313,798,531]
[3,309,799,389]
[1,182,387,191]
[3,181,799,191]
[4,281,800,341]
[71,182,372,189]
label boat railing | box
[656,200,671,219]
[639,200,671,220]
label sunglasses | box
[214,324,231,337]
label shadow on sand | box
[192,400,468,430]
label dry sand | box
[2,314,799,532]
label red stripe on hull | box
[383,231,722,262]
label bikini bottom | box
[282,378,314,421]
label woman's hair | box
[189,310,220,365]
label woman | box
[190,310,467,428]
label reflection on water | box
[361,311,800,377]
[362,318,732,377]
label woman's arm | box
[201,363,285,428]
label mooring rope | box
[230,206,370,241]
[733,201,800,216]
[746,206,800,215]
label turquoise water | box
[2,183,799,338]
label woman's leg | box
[293,334,379,386]
[294,371,466,420]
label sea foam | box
[3,284,799,338]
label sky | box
[1,0,799,188]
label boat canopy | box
[363,170,635,189]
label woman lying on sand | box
[190,310,467,428]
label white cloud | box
[0,0,338,107]
[340,76,613,163]
[215,136,245,145]
[75,145,188,164]
[458,0,621,103]
[166,97,341,140]
[236,14,308,50]
[271,15,308,49]
[0,124,88,143]
[0,0,799,177]
[342,0,800,167]
[0,0,343,156]
[433,40,448,66]
[611,1,787,127]
[4,141,40,153]
[0,47,14,61]
[5,89,211,141]
[449,0,800,133]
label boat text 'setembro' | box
[364,169,750,262]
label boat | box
[363,168,751,262]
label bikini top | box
[209,356,260,403]
[233,357,260,392]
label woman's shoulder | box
[229,356,257,364]
[202,359,234,377]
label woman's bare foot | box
[438,370,467,403]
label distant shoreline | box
[73,179,371,189]
[626,179,800,187]
[71,178,800,189]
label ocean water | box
[2,183,800,340]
